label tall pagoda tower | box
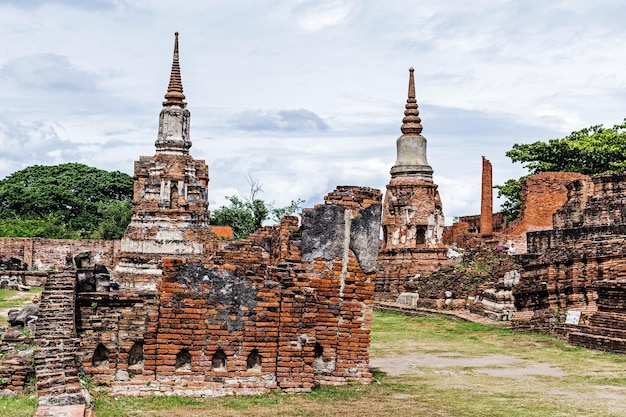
[114,33,216,289]
[376,68,447,300]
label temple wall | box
[70,186,380,396]
[0,237,120,271]
[512,173,626,352]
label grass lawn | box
[2,308,626,416]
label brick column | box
[480,156,493,236]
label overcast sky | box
[1,0,626,223]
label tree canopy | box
[211,195,304,239]
[496,119,626,221]
[210,176,304,239]
[0,163,133,239]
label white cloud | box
[1,0,626,224]
[292,0,357,32]
[1,54,98,91]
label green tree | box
[0,163,133,238]
[210,176,304,239]
[210,195,304,239]
[494,178,525,223]
[210,195,257,239]
[91,200,133,240]
[497,119,626,221]
[505,120,626,175]
[0,214,79,239]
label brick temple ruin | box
[513,172,626,352]
[4,31,626,417]
[375,68,447,301]
[114,33,216,290]
[0,33,382,411]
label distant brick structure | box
[513,172,626,353]
[0,237,120,272]
[480,156,493,236]
[376,68,447,301]
[445,171,587,253]
[504,171,588,253]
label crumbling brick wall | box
[513,173,626,350]
[504,172,588,253]
[74,186,381,396]
[0,238,120,272]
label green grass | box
[0,287,43,327]
[3,309,626,416]
[0,287,43,309]
[0,395,37,417]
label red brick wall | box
[0,238,120,271]
[505,172,588,253]
[480,156,493,236]
[74,186,381,396]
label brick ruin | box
[0,237,119,273]
[445,168,588,254]
[4,33,626,414]
[512,172,626,354]
[504,171,588,253]
[72,186,381,398]
[114,32,216,290]
[375,68,447,301]
[480,156,494,236]
[0,33,383,406]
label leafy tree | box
[0,163,133,238]
[91,200,133,240]
[494,178,525,223]
[211,195,304,239]
[497,119,626,221]
[210,195,257,239]
[0,214,79,239]
[505,121,626,175]
[210,176,304,239]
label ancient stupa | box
[376,68,447,300]
[113,33,216,289]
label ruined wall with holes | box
[0,237,120,272]
[512,173,626,353]
[74,186,381,396]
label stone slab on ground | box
[33,404,87,417]
[374,301,510,326]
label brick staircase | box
[34,271,85,407]
[568,280,626,354]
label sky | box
[1,0,626,224]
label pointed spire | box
[400,67,422,135]
[163,32,186,107]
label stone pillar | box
[480,156,493,236]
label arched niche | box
[92,343,109,368]
[128,342,144,369]
[175,348,191,370]
[246,348,262,372]
[211,349,227,371]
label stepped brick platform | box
[568,280,626,353]
[34,272,84,407]
[513,173,626,353]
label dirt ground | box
[370,352,565,378]
[370,351,626,402]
